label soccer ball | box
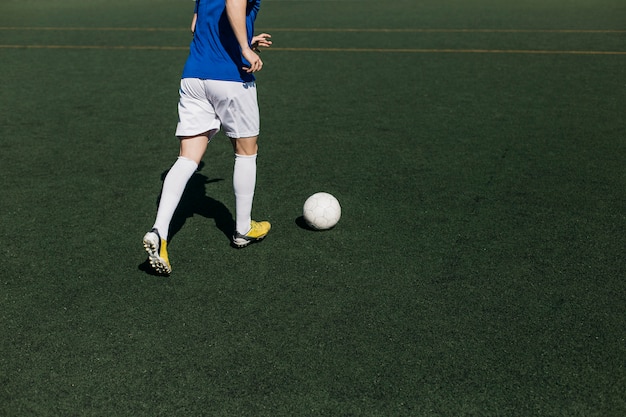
[303,192,341,230]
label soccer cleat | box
[232,220,271,248]
[143,228,172,275]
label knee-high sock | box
[233,153,257,234]
[153,156,198,240]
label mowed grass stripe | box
[0,44,188,51]
[0,26,624,34]
[270,28,625,33]
[272,47,626,55]
[0,44,624,55]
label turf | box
[1,0,625,416]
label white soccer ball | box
[303,192,341,230]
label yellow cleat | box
[142,228,172,275]
[232,220,271,248]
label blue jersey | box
[182,0,261,83]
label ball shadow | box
[295,215,316,231]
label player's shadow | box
[167,163,234,243]
[139,163,234,275]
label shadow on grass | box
[138,162,234,275]
[295,215,314,231]
[137,259,164,277]
[166,167,234,243]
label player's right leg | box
[230,136,271,247]
[205,79,271,248]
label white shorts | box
[175,78,260,139]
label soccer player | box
[143,0,273,275]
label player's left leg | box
[151,135,209,240]
[144,134,210,274]
[143,228,171,275]
[142,77,221,274]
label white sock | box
[152,156,198,240]
[233,153,257,234]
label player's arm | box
[252,33,272,52]
[225,0,262,72]
[191,13,197,33]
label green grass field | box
[1,0,625,415]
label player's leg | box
[231,135,258,156]
[152,134,209,239]
[206,79,270,247]
[231,135,270,247]
[180,133,211,164]
[231,137,258,235]
[143,135,208,274]
[143,78,220,274]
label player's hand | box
[251,33,272,52]
[242,33,272,73]
[241,47,263,73]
